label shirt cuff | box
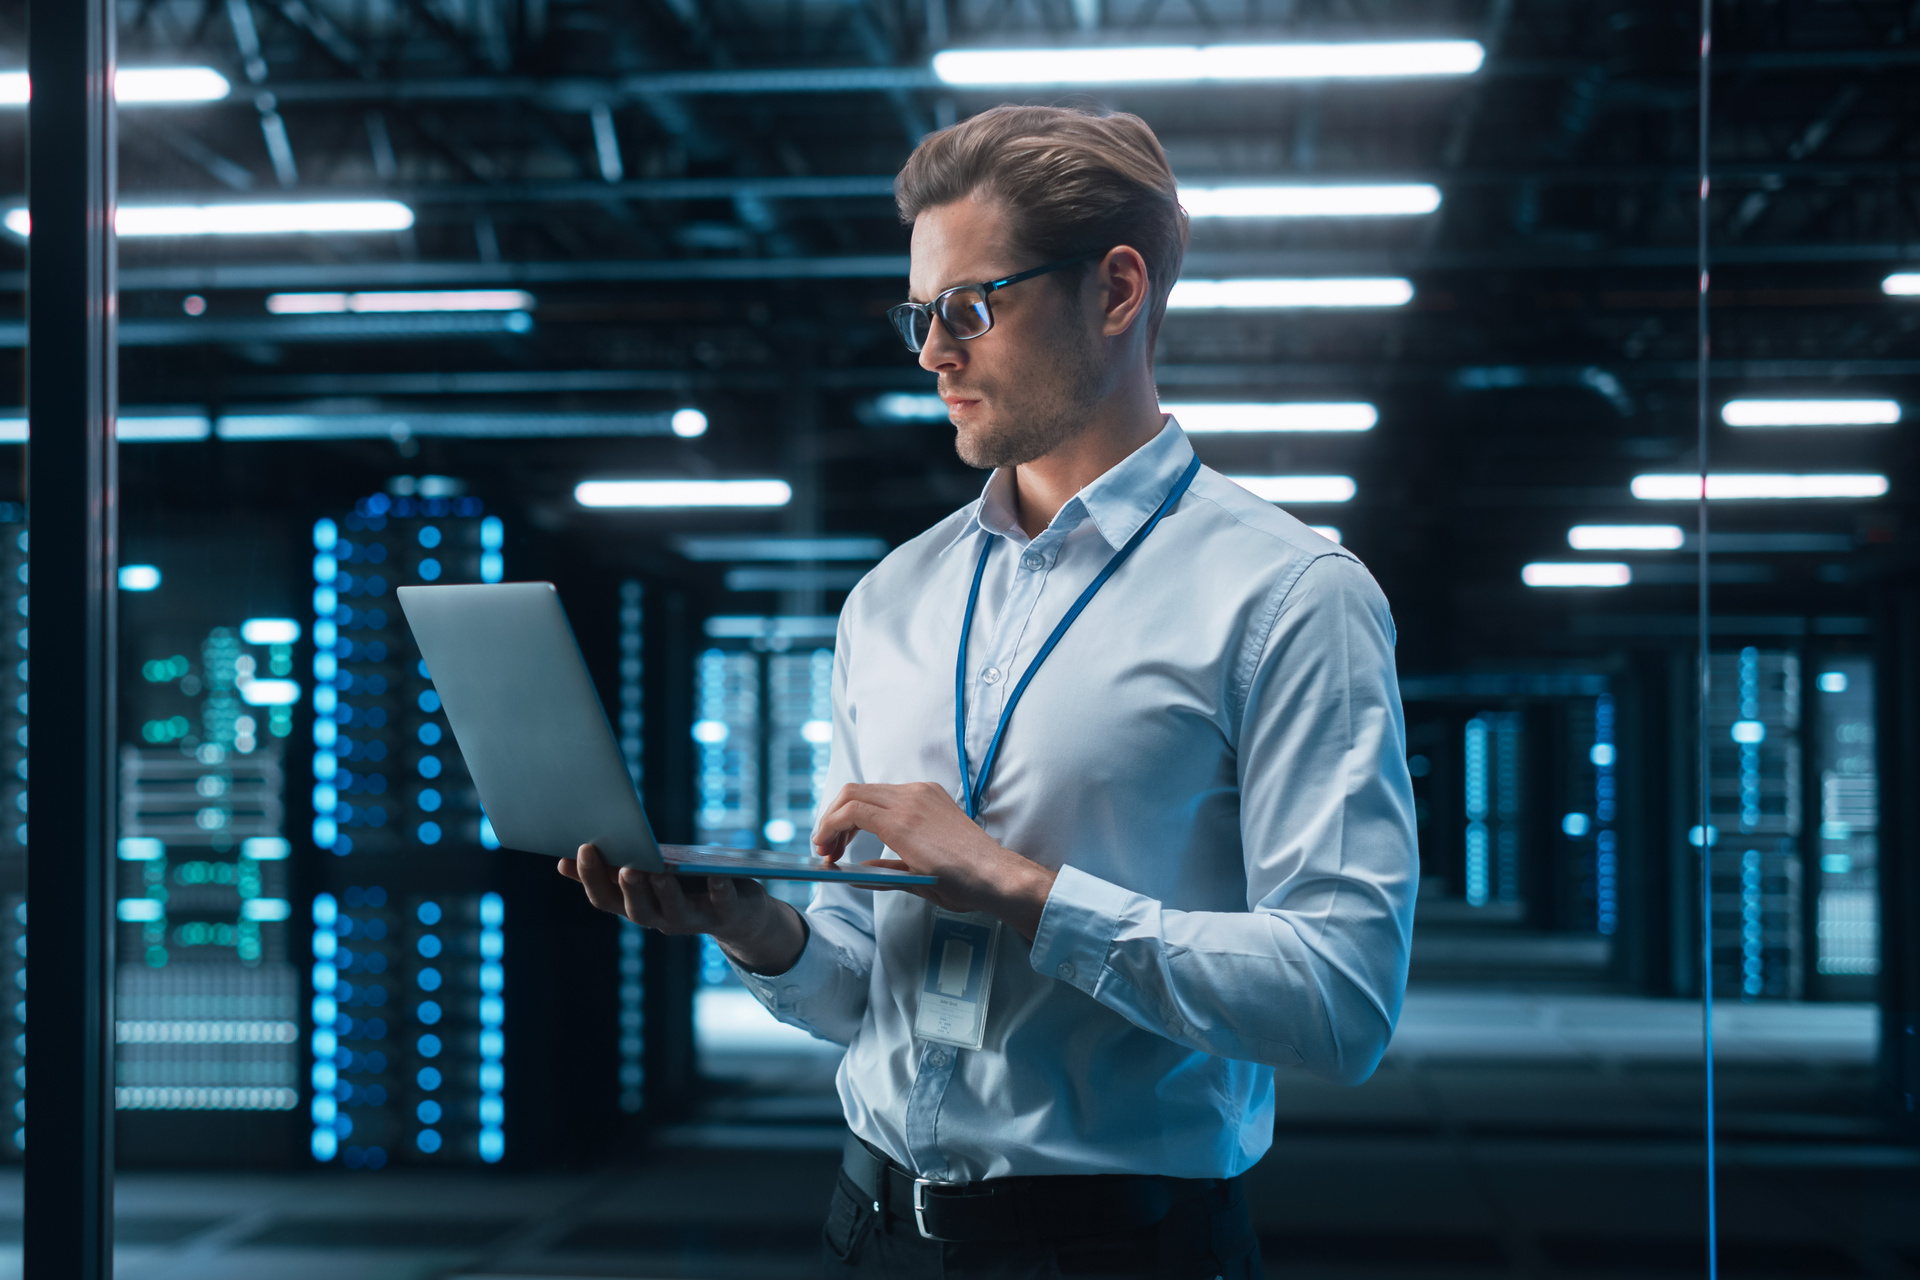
[730,916,836,1018]
[1029,864,1132,996]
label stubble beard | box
[951,328,1106,471]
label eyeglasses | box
[888,249,1105,354]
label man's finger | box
[650,871,699,924]
[616,867,665,928]
[813,795,891,842]
[577,848,626,914]
[557,858,581,882]
[842,858,925,892]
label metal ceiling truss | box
[0,0,1905,557]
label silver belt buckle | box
[912,1177,938,1241]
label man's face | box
[908,194,1104,470]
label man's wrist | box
[715,897,809,976]
[999,859,1058,943]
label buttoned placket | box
[960,505,1084,802]
[907,499,1087,1176]
[902,1039,960,1178]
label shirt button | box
[927,1049,949,1068]
[1056,961,1076,981]
[1022,554,1043,571]
[981,666,1001,685]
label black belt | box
[840,1134,1217,1244]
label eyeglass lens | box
[891,286,997,353]
[937,288,993,340]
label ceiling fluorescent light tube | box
[931,40,1484,85]
[266,289,534,314]
[0,66,231,106]
[1167,278,1413,309]
[1523,562,1631,588]
[1228,475,1357,504]
[4,201,415,239]
[1720,399,1900,427]
[1180,185,1441,218]
[575,480,793,509]
[675,536,890,562]
[871,393,951,423]
[1168,402,1377,432]
[118,415,212,442]
[1630,473,1891,501]
[1567,524,1685,551]
[1883,273,1920,296]
[0,416,212,442]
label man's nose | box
[918,317,965,374]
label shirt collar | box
[954,418,1195,553]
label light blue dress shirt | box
[735,419,1418,1182]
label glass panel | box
[2,0,1890,1270]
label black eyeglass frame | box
[888,248,1107,353]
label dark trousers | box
[821,1169,1263,1280]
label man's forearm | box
[715,896,809,976]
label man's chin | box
[953,420,1004,470]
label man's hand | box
[811,782,1057,941]
[557,842,808,975]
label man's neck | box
[1009,386,1166,540]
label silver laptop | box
[396,581,934,886]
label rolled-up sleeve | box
[731,606,884,1046]
[1028,553,1418,1085]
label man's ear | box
[1099,246,1151,339]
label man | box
[562,104,1418,1278]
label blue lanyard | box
[954,453,1203,820]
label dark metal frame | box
[887,249,1105,354]
[25,0,118,1274]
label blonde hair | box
[894,105,1189,339]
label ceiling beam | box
[53,161,1916,211]
[127,356,1920,402]
[75,45,1920,109]
[33,237,1911,294]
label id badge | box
[913,909,1001,1051]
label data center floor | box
[0,991,1911,1280]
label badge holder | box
[913,908,1000,1051]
